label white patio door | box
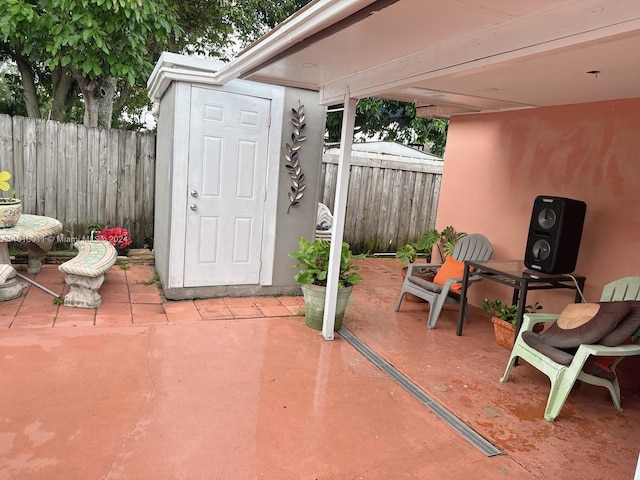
[184,86,271,286]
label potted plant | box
[396,226,465,301]
[96,225,133,255]
[0,170,21,228]
[396,226,466,265]
[289,236,364,331]
[481,298,543,349]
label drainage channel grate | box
[339,327,501,457]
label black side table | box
[456,259,586,336]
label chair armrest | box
[407,262,442,276]
[579,343,640,357]
[425,272,482,293]
[521,313,560,332]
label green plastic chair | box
[500,276,640,421]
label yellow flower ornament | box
[0,170,20,227]
[0,171,11,193]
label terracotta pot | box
[492,317,516,349]
[492,316,543,349]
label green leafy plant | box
[396,226,466,264]
[289,237,364,287]
[481,298,543,326]
[88,221,104,230]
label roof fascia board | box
[148,67,221,106]
[319,0,640,104]
[213,0,382,85]
[147,52,226,103]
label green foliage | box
[163,0,311,59]
[0,0,180,83]
[289,237,364,287]
[0,0,182,126]
[0,0,311,127]
[395,243,418,264]
[326,98,449,156]
[88,221,104,231]
[0,65,26,116]
[481,298,543,326]
[396,226,465,264]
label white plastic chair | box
[500,276,640,421]
[315,202,333,241]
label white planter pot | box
[0,199,22,228]
[301,284,353,331]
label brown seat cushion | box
[521,331,616,381]
[582,358,616,381]
[407,275,461,301]
[599,301,640,346]
[522,331,574,365]
[407,275,442,293]
[541,302,631,349]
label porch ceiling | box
[216,0,640,117]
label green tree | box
[0,0,311,128]
[0,0,180,128]
[326,98,449,156]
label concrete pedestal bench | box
[59,241,118,308]
[0,264,17,284]
[0,264,21,302]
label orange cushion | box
[433,256,474,293]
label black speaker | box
[524,196,586,274]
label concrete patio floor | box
[0,259,638,479]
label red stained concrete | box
[0,260,638,479]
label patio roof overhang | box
[213,0,640,118]
[204,0,640,339]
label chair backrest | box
[317,202,333,228]
[452,233,493,263]
[600,276,640,301]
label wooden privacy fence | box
[0,114,155,248]
[0,114,441,254]
[319,152,443,254]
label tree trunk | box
[14,56,40,118]
[97,77,116,129]
[50,67,74,122]
[80,83,99,128]
[113,82,132,121]
[73,70,115,129]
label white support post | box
[322,95,358,340]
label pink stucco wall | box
[438,98,640,312]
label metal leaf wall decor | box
[285,101,306,213]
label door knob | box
[190,204,198,211]
[190,190,198,198]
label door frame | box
[168,79,284,288]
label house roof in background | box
[325,141,442,162]
[210,0,640,117]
